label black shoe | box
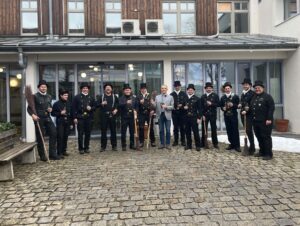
[165,145,171,150]
[213,145,219,150]
[100,147,106,152]
[50,155,60,160]
[235,147,241,152]
[254,152,263,157]
[172,142,178,146]
[226,145,233,150]
[151,143,156,147]
[84,149,90,153]
[139,143,144,148]
[59,155,65,159]
[63,152,69,156]
[122,147,126,151]
[158,145,165,149]
[262,156,273,160]
[79,150,85,154]
[40,157,47,162]
[130,145,136,150]
[112,147,117,151]
[181,142,186,146]
[184,146,192,150]
[196,147,201,152]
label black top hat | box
[80,83,90,90]
[123,83,131,90]
[140,83,147,89]
[241,78,252,85]
[223,82,232,89]
[59,88,69,96]
[104,83,113,90]
[187,84,195,90]
[253,80,264,88]
[37,80,48,88]
[173,81,181,87]
[204,82,213,89]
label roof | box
[0,34,298,52]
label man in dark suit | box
[250,80,275,160]
[170,81,187,146]
[220,82,240,152]
[200,82,219,149]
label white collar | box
[242,89,250,94]
[81,92,88,96]
[175,90,180,95]
[39,91,47,96]
[206,92,212,96]
[225,92,232,98]
[188,94,194,99]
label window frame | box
[284,0,300,20]
[105,0,122,36]
[67,0,85,35]
[217,0,250,34]
[162,0,196,35]
[20,0,38,35]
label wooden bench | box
[0,130,36,181]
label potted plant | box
[275,119,289,132]
[0,122,17,152]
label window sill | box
[275,13,300,27]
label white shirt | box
[188,94,194,99]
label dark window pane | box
[253,62,267,90]
[269,62,282,104]
[220,62,235,92]
[235,13,248,33]
[0,66,7,122]
[205,63,219,93]
[39,65,56,99]
[145,63,162,95]
[174,63,186,90]
[188,63,203,96]
[237,63,250,94]
[218,13,231,33]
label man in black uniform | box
[72,83,96,154]
[250,80,275,160]
[170,81,187,146]
[184,84,202,151]
[220,82,240,152]
[200,82,220,149]
[27,80,59,161]
[99,83,119,151]
[136,83,155,148]
[239,78,255,155]
[52,89,72,158]
[119,84,136,151]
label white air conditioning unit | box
[121,19,141,36]
[145,19,164,36]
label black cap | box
[253,80,265,88]
[123,83,131,90]
[37,80,48,88]
[223,82,232,89]
[104,83,113,90]
[187,84,195,90]
[205,82,213,89]
[140,83,147,89]
[173,81,181,87]
[59,89,69,96]
[80,83,90,90]
[241,78,252,86]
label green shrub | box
[0,122,16,132]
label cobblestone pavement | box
[0,139,299,226]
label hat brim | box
[205,85,213,89]
[223,85,232,89]
[253,84,264,88]
[241,82,252,85]
[80,85,91,89]
[37,83,48,88]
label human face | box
[123,88,131,96]
[38,84,47,93]
[187,88,194,96]
[205,87,213,94]
[161,85,168,94]
[81,87,89,94]
[224,86,231,94]
[105,86,112,94]
[60,93,69,101]
[175,86,181,91]
[140,88,147,94]
[243,83,251,91]
[255,86,264,95]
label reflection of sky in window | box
[68,13,84,29]
[163,14,177,33]
[106,13,121,27]
[22,13,38,28]
[181,14,195,34]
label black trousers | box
[35,117,57,159]
[56,120,70,156]
[172,111,185,144]
[241,114,255,151]
[101,116,117,149]
[224,114,240,148]
[185,116,201,148]
[253,121,273,157]
[138,114,155,144]
[121,117,134,147]
[77,118,92,151]
[201,114,218,146]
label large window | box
[163,1,196,35]
[21,0,38,34]
[68,0,85,34]
[105,0,122,35]
[284,0,299,20]
[218,1,249,34]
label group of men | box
[28,77,275,161]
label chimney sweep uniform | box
[250,80,275,159]
[220,82,240,151]
[200,82,220,149]
[119,84,136,150]
[27,80,59,161]
[185,84,202,151]
[72,83,96,154]
[51,89,72,157]
[170,81,188,146]
[240,78,256,154]
[136,83,155,147]
[99,83,119,151]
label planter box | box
[0,129,17,154]
[275,119,289,132]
